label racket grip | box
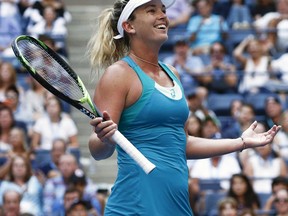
[111,130,156,174]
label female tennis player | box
[87,0,281,215]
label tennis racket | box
[11,35,156,174]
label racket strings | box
[18,40,84,100]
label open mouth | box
[155,24,167,30]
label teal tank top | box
[104,56,193,216]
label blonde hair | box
[87,0,133,75]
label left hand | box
[241,121,281,149]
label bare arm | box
[233,36,252,66]
[88,62,135,160]
[89,112,117,160]
[186,121,281,159]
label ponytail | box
[87,0,130,75]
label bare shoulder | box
[99,60,135,84]
[94,60,140,122]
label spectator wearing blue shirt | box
[187,0,229,55]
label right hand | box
[90,111,118,145]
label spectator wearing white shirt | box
[253,0,288,54]
[31,97,78,151]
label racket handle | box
[111,130,156,174]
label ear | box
[122,21,136,35]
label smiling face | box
[127,0,170,45]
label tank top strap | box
[122,56,182,87]
[122,56,154,87]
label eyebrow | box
[144,4,166,9]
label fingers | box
[90,111,117,143]
[266,125,281,135]
[102,111,112,121]
[249,120,258,130]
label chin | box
[158,34,168,44]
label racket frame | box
[11,35,156,174]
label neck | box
[50,115,60,122]
[14,178,24,185]
[130,52,160,69]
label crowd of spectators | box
[1,0,288,215]
[164,0,288,215]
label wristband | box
[240,136,246,152]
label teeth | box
[156,25,166,29]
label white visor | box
[113,0,175,39]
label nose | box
[157,8,167,19]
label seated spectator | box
[220,98,243,135]
[4,85,34,131]
[27,5,68,50]
[0,155,43,215]
[264,95,283,129]
[24,0,72,25]
[187,0,229,55]
[0,190,22,216]
[218,197,238,216]
[36,138,67,179]
[0,127,30,180]
[0,105,27,152]
[263,176,288,213]
[269,189,288,215]
[186,114,203,137]
[69,169,105,216]
[253,0,288,54]
[244,133,287,193]
[163,39,205,95]
[51,186,81,216]
[222,103,256,139]
[0,62,24,103]
[43,153,79,215]
[226,0,253,29]
[233,36,272,94]
[0,12,22,59]
[43,154,103,216]
[227,173,261,212]
[31,97,78,151]
[186,88,217,123]
[66,199,92,216]
[199,42,238,93]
